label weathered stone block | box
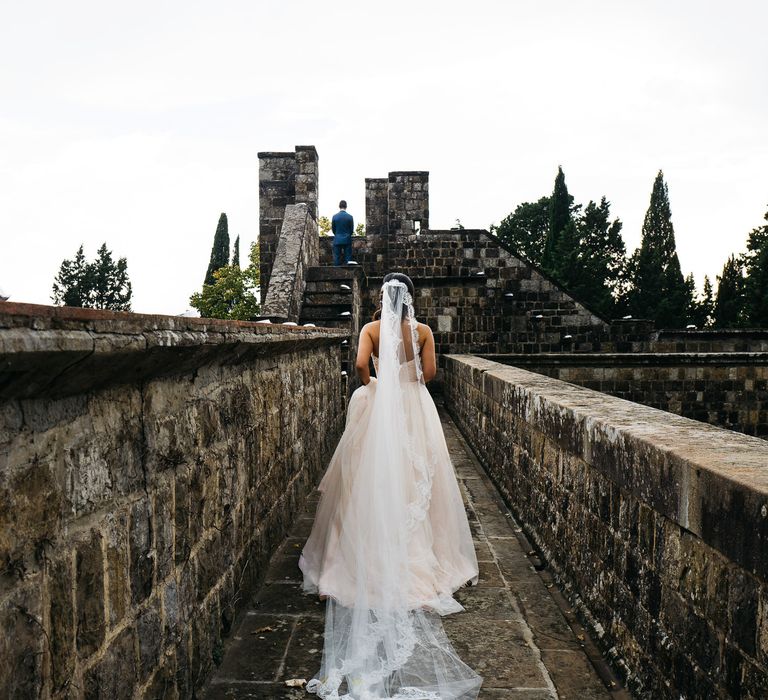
[76,529,105,656]
[137,596,163,682]
[0,583,43,698]
[130,499,154,605]
[104,510,129,628]
[154,477,174,582]
[48,555,75,692]
[84,624,137,700]
[729,568,759,656]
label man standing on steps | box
[331,200,354,266]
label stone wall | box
[364,177,388,238]
[0,302,346,699]
[319,230,610,356]
[485,353,768,438]
[650,329,768,353]
[257,146,318,303]
[261,203,319,322]
[386,171,429,235]
[445,354,768,699]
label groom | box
[331,200,354,266]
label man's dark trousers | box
[333,242,352,265]
[331,209,354,266]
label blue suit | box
[331,210,354,265]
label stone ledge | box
[445,354,768,580]
[482,352,768,367]
[257,151,296,159]
[0,302,347,399]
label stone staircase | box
[299,265,365,382]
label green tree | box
[627,171,689,327]
[683,273,698,324]
[355,222,366,236]
[190,241,261,320]
[743,205,768,326]
[52,245,91,307]
[492,196,550,265]
[319,216,332,237]
[204,213,230,285]
[232,235,240,269]
[543,166,571,272]
[713,255,746,328]
[690,275,714,328]
[51,243,132,310]
[89,243,132,310]
[550,198,626,318]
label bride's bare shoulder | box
[361,320,380,336]
[416,322,433,341]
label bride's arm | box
[421,325,437,383]
[355,323,373,385]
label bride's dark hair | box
[373,272,415,321]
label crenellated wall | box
[445,354,768,699]
[0,302,346,699]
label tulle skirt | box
[299,370,482,699]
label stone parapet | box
[0,302,346,698]
[445,354,768,698]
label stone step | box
[304,280,356,294]
[303,291,353,306]
[300,305,355,321]
[298,317,353,331]
[306,265,365,282]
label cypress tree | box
[90,243,132,310]
[550,198,626,318]
[684,273,697,323]
[52,244,131,310]
[233,235,241,269]
[542,166,571,271]
[691,275,715,328]
[743,205,768,326]
[713,255,746,328]
[52,245,91,307]
[627,171,689,327]
[204,213,230,285]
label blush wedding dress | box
[299,279,482,700]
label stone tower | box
[365,171,429,237]
[257,145,318,302]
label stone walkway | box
[203,407,631,700]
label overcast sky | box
[2,1,766,314]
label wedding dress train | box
[299,280,482,700]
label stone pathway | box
[203,407,631,700]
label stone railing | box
[444,354,768,699]
[261,202,319,322]
[0,302,346,698]
[650,329,768,353]
[482,352,768,438]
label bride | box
[299,272,482,700]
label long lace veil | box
[305,280,482,700]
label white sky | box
[2,0,766,314]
